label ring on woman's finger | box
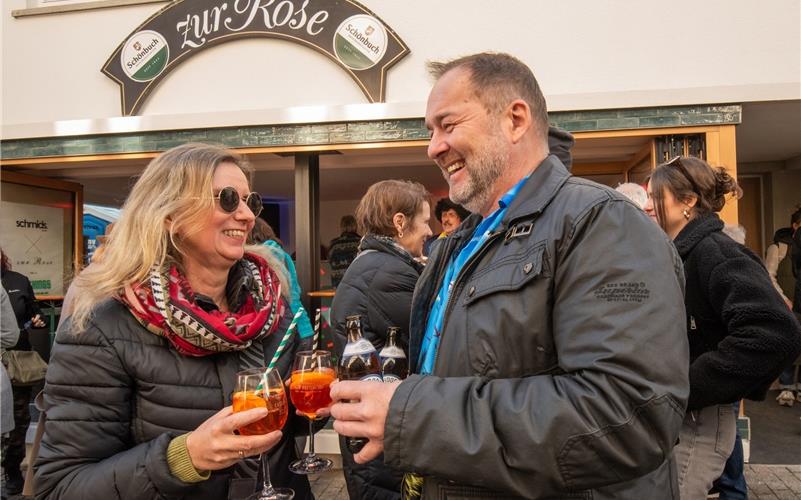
[238,449,245,459]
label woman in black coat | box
[644,156,801,500]
[331,180,432,500]
[35,144,315,500]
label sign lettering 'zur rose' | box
[102,0,410,116]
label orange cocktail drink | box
[289,368,336,419]
[233,388,288,435]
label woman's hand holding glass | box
[185,406,282,471]
[231,367,294,500]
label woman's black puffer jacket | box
[35,299,315,500]
[331,235,423,500]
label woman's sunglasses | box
[664,156,701,195]
[215,186,263,217]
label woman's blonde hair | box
[68,143,288,333]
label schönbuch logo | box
[121,30,169,82]
[334,15,387,70]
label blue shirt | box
[418,177,529,374]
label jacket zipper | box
[432,229,507,373]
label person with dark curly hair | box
[434,197,470,237]
[423,198,470,255]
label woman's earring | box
[398,230,404,239]
[682,208,690,220]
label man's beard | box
[448,130,509,214]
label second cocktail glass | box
[288,350,336,474]
[233,367,294,500]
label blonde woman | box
[36,144,315,499]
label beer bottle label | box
[382,374,401,383]
[379,345,405,358]
[343,339,376,356]
[360,374,383,382]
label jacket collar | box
[448,154,571,242]
[360,234,424,273]
[673,212,724,259]
[501,154,571,225]
[408,154,571,371]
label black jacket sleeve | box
[24,278,42,323]
[688,252,801,410]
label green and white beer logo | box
[334,15,387,70]
[121,30,169,82]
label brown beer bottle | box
[379,327,408,383]
[339,315,382,453]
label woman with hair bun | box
[644,156,801,499]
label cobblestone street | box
[308,468,349,500]
[744,464,801,499]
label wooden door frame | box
[573,124,738,224]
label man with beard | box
[330,52,689,499]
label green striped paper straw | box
[266,307,306,372]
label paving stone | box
[745,465,801,500]
[309,469,350,499]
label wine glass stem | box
[307,418,317,458]
[259,452,275,494]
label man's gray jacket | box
[384,155,690,499]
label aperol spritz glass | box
[288,350,336,474]
[233,367,294,500]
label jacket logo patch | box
[593,282,650,303]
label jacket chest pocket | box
[459,243,556,378]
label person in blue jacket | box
[248,218,313,340]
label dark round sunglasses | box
[215,186,263,217]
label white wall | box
[3,0,800,133]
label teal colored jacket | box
[263,240,314,339]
